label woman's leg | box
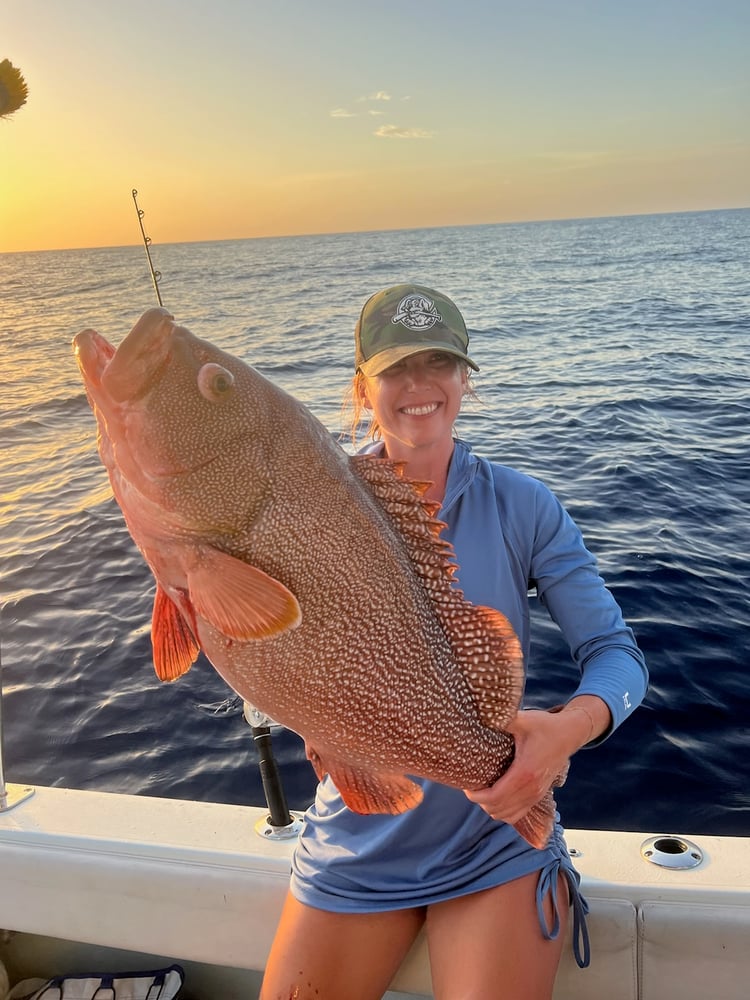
[260,890,425,1000]
[425,870,569,1000]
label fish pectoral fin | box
[151,584,200,681]
[188,547,301,640]
[307,746,423,815]
[513,789,557,850]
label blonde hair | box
[341,365,478,449]
[341,371,380,447]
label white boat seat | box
[554,897,638,1000]
[638,900,750,1000]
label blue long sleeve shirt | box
[291,438,648,914]
[439,440,647,737]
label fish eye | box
[198,363,235,401]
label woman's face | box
[359,350,468,454]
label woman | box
[260,283,648,1000]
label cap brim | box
[358,342,480,377]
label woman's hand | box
[464,697,610,825]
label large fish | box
[73,307,558,848]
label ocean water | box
[1,209,748,837]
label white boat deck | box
[1,785,748,999]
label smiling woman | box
[259,281,649,1000]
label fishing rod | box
[128,191,297,836]
[131,188,163,306]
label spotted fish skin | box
[73,307,556,848]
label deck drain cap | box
[640,835,703,869]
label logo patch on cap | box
[391,294,442,332]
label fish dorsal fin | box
[351,454,524,732]
[152,583,201,681]
[350,455,448,546]
[188,545,302,640]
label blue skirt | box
[291,776,590,968]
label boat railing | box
[0,639,34,813]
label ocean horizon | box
[5,204,747,257]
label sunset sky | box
[2,0,749,253]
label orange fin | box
[151,583,200,681]
[188,546,301,640]
[513,789,557,850]
[351,454,525,731]
[351,454,447,542]
[306,744,423,815]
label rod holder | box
[244,703,303,841]
[640,834,704,869]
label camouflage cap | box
[354,283,479,376]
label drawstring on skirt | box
[535,838,591,968]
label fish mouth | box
[74,308,241,482]
[73,307,175,404]
[73,328,116,387]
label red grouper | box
[73,307,562,848]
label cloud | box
[331,92,412,125]
[374,124,434,139]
